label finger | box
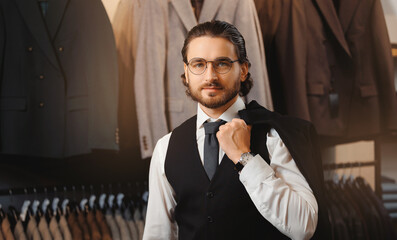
[233,119,248,128]
[232,118,245,124]
[216,131,223,139]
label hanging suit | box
[0,0,119,158]
[112,0,143,152]
[256,0,397,139]
[134,0,272,158]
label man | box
[143,20,328,240]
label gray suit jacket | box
[134,0,272,158]
[0,0,119,158]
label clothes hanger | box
[63,199,71,219]
[106,184,117,214]
[79,198,89,216]
[20,192,31,229]
[51,196,61,222]
[39,187,53,223]
[107,193,116,212]
[116,192,125,210]
[78,185,90,215]
[41,198,52,223]
[29,187,42,223]
[51,186,64,222]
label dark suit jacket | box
[256,0,397,138]
[0,0,118,157]
[239,101,331,240]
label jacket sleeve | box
[83,0,119,150]
[233,0,273,111]
[134,0,169,158]
[371,0,397,130]
[0,3,4,92]
[254,0,282,48]
[0,3,4,141]
[272,0,311,120]
[239,129,318,240]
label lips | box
[202,87,222,90]
[202,87,222,94]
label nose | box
[204,62,218,81]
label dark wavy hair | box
[181,20,253,97]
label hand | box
[216,119,252,164]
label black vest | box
[165,115,289,240]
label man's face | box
[184,36,248,109]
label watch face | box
[240,152,251,166]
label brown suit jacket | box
[256,0,397,139]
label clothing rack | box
[0,183,148,240]
[321,135,383,198]
[0,182,147,195]
[323,161,376,170]
[0,182,148,210]
[323,157,381,198]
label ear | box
[184,63,189,83]
[240,62,249,82]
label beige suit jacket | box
[134,0,273,158]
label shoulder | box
[243,100,314,132]
[172,115,197,133]
[150,132,173,173]
[154,132,172,156]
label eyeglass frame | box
[185,57,240,75]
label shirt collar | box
[196,97,246,129]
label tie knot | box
[204,120,226,134]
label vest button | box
[206,192,214,198]
[207,216,213,223]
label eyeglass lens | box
[188,58,235,75]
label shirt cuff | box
[239,154,274,186]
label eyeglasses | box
[186,57,240,75]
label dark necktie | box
[203,120,226,180]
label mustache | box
[201,82,223,88]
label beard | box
[188,79,240,109]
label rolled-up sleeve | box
[239,128,318,240]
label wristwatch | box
[234,152,254,172]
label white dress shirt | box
[143,97,318,240]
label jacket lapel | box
[198,0,223,23]
[170,0,197,31]
[314,0,351,57]
[338,0,360,33]
[46,0,69,40]
[15,0,60,71]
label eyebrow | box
[188,56,234,63]
[214,57,232,61]
[190,57,232,61]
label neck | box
[199,96,238,119]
